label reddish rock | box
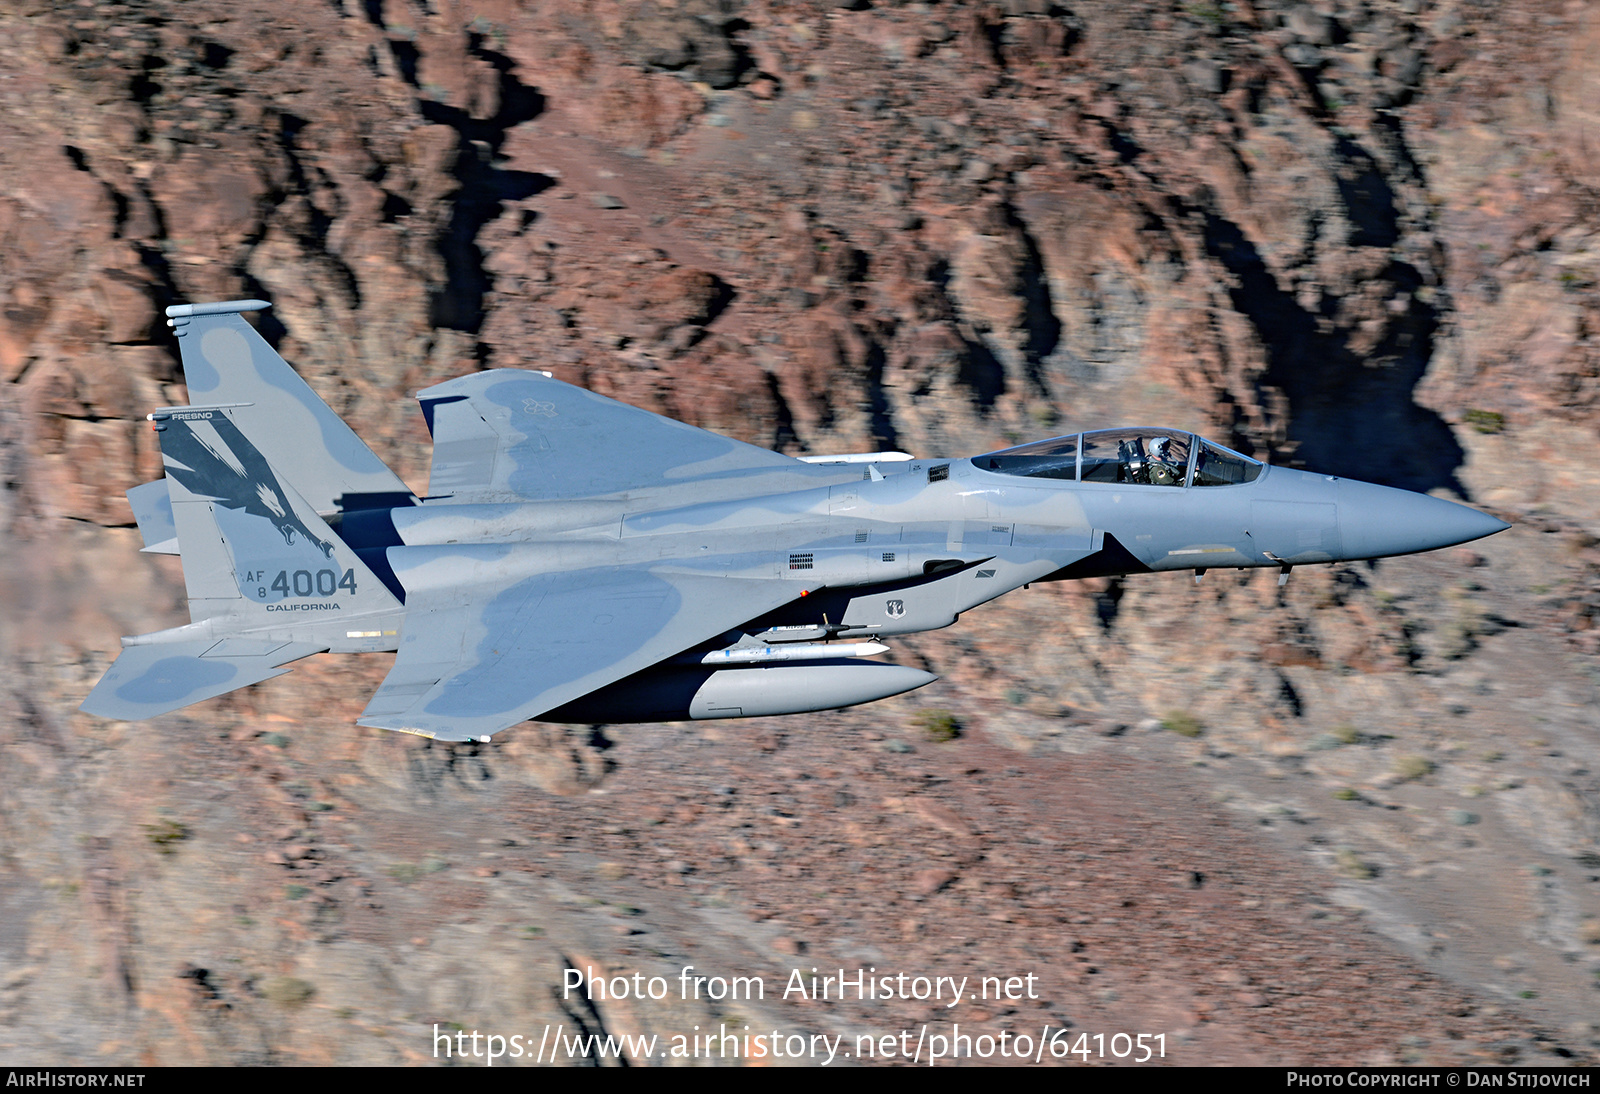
[2,0,1598,1068]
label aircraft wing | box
[419,369,801,502]
[358,553,801,741]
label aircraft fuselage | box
[351,433,1507,654]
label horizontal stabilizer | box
[80,638,326,721]
[126,478,179,554]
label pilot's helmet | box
[1151,436,1172,461]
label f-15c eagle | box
[82,300,1508,742]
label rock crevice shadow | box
[1201,208,1463,495]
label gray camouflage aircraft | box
[82,300,1509,742]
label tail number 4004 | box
[255,568,358,598]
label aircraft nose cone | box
[1337,479,1511,561]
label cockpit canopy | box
[978,429,1263,488]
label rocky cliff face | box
[2,0,1598,1066]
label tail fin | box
[166,300,413,514]
[150,405,404,626]
[80,406,404,723]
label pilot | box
[1148,436,1184,487]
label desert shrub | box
[1335,849,1374,880]
[1393,754,1434,782]
[144,820,188,855]
[915,710,961,742]
[263,977,315,1008]
[1464,409,1505,434]
[1161,711,1203,738]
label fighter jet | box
[82,300,1509,741]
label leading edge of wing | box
[417,369,802,502]
[358,562,803,741]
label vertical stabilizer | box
[150,405,404,631]
[165,300,413,513]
